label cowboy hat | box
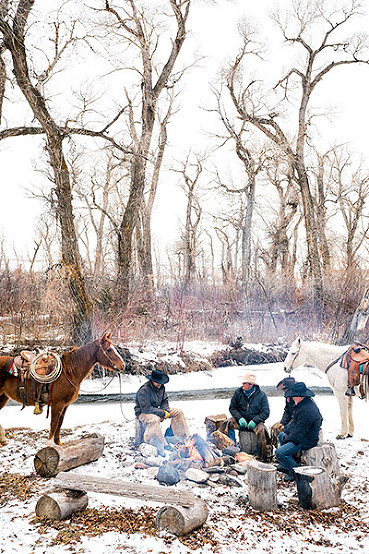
[240,372,257,384]
[284,381,315,398]
[276,376,296,391]
[146,368,169,385]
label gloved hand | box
[271,421,284,434]
[238,417,247,429]
[163,410,171,419]
[248,420,256,430]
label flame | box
[179,436,204,462]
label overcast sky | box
[1,0,369,265]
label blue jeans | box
[275,432,302,473]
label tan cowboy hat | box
[240,372,257,384]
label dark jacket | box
[280,397,295,427]
[134,381,170,418]
[229,385,270,425]
[284,397,323,449]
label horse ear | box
[101,330,111,341]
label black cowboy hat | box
[284,381,315,398]
[146,368,169,385]
[276,376,296,390]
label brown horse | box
[0,331,125,445]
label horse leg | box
[347,396,354,437]
[0,394,9,445]
[336,392,349,439]
[49,403,67,445]
[53,406,68,446]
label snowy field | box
[1,361,369,553]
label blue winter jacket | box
[284,397,323,449]
[229,385,270,425]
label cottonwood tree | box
[102,0,191,306]
[221,0,369,321]
[0,1,131,342]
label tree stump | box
[246,460,277,511]
[300,443,340,477]
[35,490,88,520]
[204,414,227,440]
[34,433,105,477]
[155,499,208,536]
[294,466,349,510]
[239,430,257,455]
[0,425,6,445]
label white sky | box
[1,0,369,264]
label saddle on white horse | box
[341,343,369,397]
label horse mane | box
[61,340,98,369]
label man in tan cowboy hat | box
[219,372,271,461]
[134,368,190,455]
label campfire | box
[168,433,223,471]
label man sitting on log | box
[275,381,323,482]
[219,372,271,462]
[134,368,190,456]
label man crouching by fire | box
[134,368,190,456]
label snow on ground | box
[1,361,369,553]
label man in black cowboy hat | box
[271,376,296,443]
[134,368,190,454]
[275,381,323,482]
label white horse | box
[283,336,367,439]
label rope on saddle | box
[29,352,62,384]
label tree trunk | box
[246,460,277,511]
[300,443,340,477]
[341,288,369,344]
[294,466,348,510]
[35,490,88,520]
[34,434,105,477]
[155,501,208,536]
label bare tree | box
[222,1,369,321]
[103,0,191,306]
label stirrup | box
[33,402,43,415]
[345,387,356,397]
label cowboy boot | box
[345,386,356,397]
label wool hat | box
[284,381,315,398]
[240,372,257,385]
[276,376,296,391]
[146,368,169,385]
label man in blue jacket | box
[275,381,323,482]
[220,372,271,461]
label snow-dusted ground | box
[1,360,369,553]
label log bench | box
[35,471,208,536]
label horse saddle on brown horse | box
[341,343,369,398]
[5,351,54,414]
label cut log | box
[34,433,105,477]
[0,425,6,445]
[239,430,257,455]
[35,490,88,520]
[294,466,349,510]
[156,500,208,536]
[204,414,227,440]
[246,460,277,511]
[53,471,198,508]
[300,442,340,477]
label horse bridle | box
[286,341,302,372]
[98,340,124,372]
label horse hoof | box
[336,434,348,440]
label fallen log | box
[294,466,349,510]
[48,471,208,535]
[246,460,277,511]
[34,433,105,477]
[300,443,340,477]
[35,490,88,520]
